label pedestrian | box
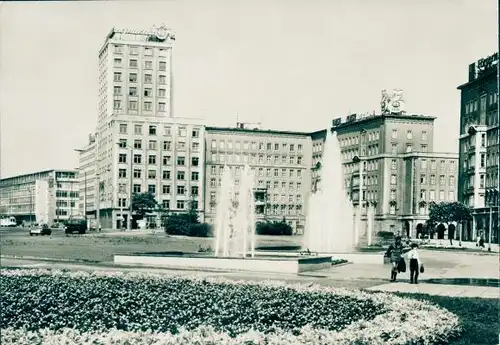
[385,235,405,282]
[478,231,485,249]
[406,243,422,284]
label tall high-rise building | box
[457,52,499,243]
[77,25,206,229]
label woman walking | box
[385,235,405,282]
[406,243,422,284]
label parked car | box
[30,224,52,236]
[64,218,87,235]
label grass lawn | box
[394,293,499,345]
[0,233,302,263]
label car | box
[29,224,52,236]
[64,218,87,235]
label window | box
[480,174,485,188]
[129,73,137,82]
[157,102,166,112]
[114,58,122,66]
[114,86,122,95]
[162,156,171,165]
[439,175,445,185]
[145,60,153,69]
[430,190,435,200]
[192,128,200,138]
[119,124,127,134]
[297,170,302,178]
[148,155,156,164]
[420,145,427,152]
[420,189,426,199]
[148,140,157,150]
[191,172,199,181]
[177,157,185,166]
[450,161,456,172]
[391,159,397,170]
[158,88,166,97]
[162,185,171,194]
[431,160,436,169]
[129,46,138,55]
[134,125,142,135]
[149,125,156,135]
[114,100,121,109]
[449,176,455,186]
[148,170,156,179]
[133,154,142,164]
[133,169,141,178]
[163,141,171,150]
[390,205,396,215]
[144,101,152,111]
[128,101,137,110]
[177,185,185,195]
[440,160,445,170]
[119,153,127,163]
[448,191,454,201]
[118,198,127,207]
[159,75,167,84]
[406,144,412,153]
[159,61,167,71]
[390,174,397,185]
[439,190,445,200]
[144,88,153,97]
[406,130,413,140]
[210,178,217,188]
[297,156,302,165]
[177,200,185,209]
[392,129,398,139]
[162,200,170,209]
[177,171,185,180]
[178,127,186,137]
[114,72,122,82]
[129,59,138,68]
[391,144,397,154]
[191,157,199,166]
[134,140,142,149]
[430,175,436,185]
[133,184,141,193]
[144,47,153,56]
[420,174,426,184]
[144,74,152,84]
[162,170,171,179]
[421,131,427,141]
[298,144,303,152]
[480,154,485,168]
[421,160,427,169]
[118,169,127,178]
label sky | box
[0,0,497,178]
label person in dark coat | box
[385,235,405,282]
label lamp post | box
[116,142,133,231]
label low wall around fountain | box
[113,254,333,274]
[255,251,385,265]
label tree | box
[132,192,158,218]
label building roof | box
[457,66,497,90]
[205,126,312,137]
[0,169,77,183]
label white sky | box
[0,0,497,178]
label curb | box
[0,254,101,264]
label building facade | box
[311,112,454,239]
[0,170,79,225]
[204,125,313,233]
[457,52,499,243]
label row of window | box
[211,140,304,153]
[118,139,201,152]
[114,57,168,71]
[464,92,498,115]
[420,159,456,171]
[113,44,168,57]
[113,72,168,84]
[118,154,200,166]
[118,124,200,138]
[114,86,168,98]
[209,152,304,165]
[118,168,199,181]
[420,175,456,186]
[113,100,167,112]
[419,189,455,202]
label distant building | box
[311,112,457,239]
[204,125,313,234]
[457,52,499,242]
[0,170,79,225]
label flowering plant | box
[0,269,461,344]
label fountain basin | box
[113,252,333,274]
[256,251,385,265]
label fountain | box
[114,164,333,273]
[301,127,384,264]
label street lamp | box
[116,142,133,231]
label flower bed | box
[0,269,461,345]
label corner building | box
[203,126,312,234]
[78,26,206,228]
[457,52,499,243]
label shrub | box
[164,213,211,237]
[256,220,293,236]
[377,231,395,239]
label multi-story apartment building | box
[311,112,455,239]
[76,25,209,229]
[76,133,97,218]
[457,52,499,243]
[0,170,79,225]
[204,125,313,234]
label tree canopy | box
[428,201,473,225]
[132,192,159,218]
